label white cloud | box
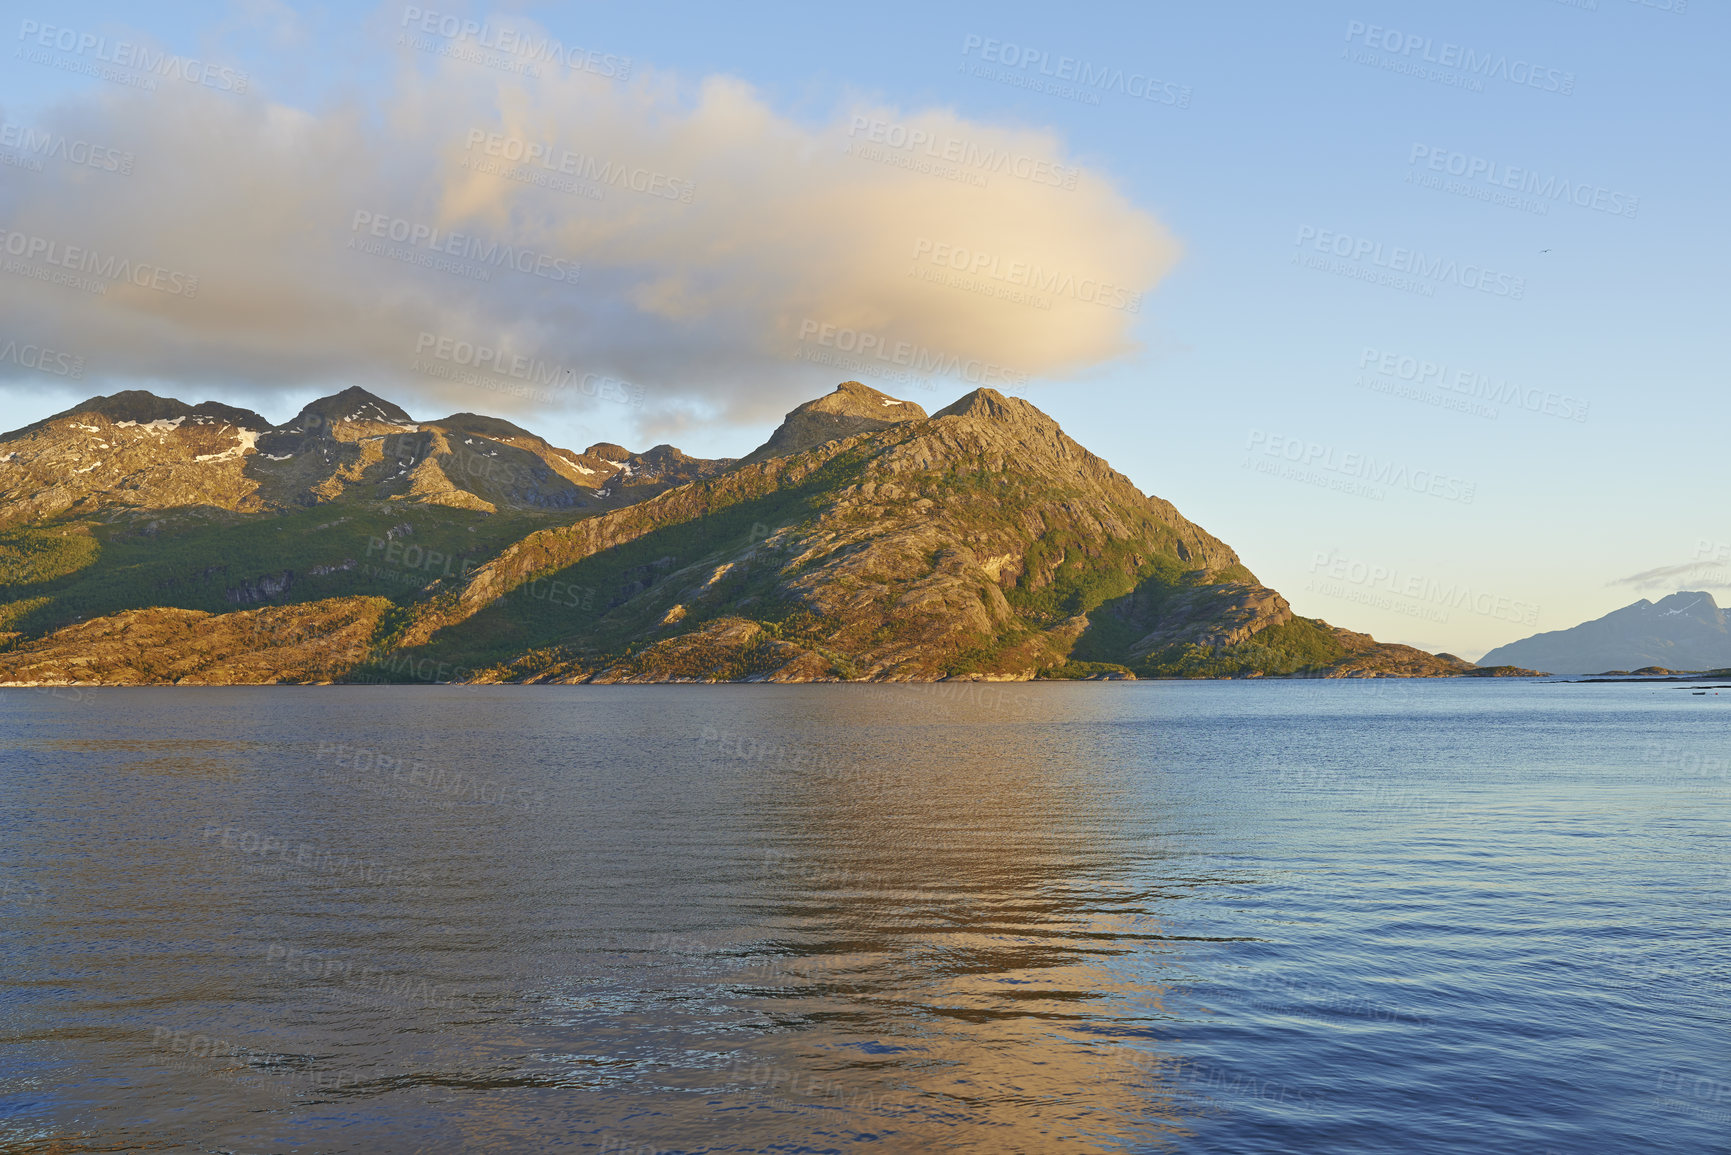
[0,17,1180,437]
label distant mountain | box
[1479,592,1731,674]
[0,381,1539,684]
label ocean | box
[1,679,1726,1153]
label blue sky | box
[0,0,1724,659]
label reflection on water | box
[0,681,1727,1153]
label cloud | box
[0,13,1180,436]
[1612,559,1731,593]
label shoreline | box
[1,672,1566,689]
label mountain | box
[0,382,1540,684]
[1479,591,1731,674]
[0,390,272,526]
[738,379,926,463]
[0,386,732,527]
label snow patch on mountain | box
[114,417,186,435]
[194,429,260,463]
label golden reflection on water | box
[654,685,1202,1151]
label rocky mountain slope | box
[0,385,731,527]
[0,381,1540,683]
[737,379,926,464]
[1480,591,1731,674]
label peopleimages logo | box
[348,212,579,284]
[462,131,693,203]
[0,227,199,297]
[1358,347,1589,422]
[1408,145,1637,219]
[911,238,1142,313]
[16,20,249,92]
[1343,21,1574,95]
[399,8,630,79]
[1245,429,1477,504]
[1294,226,1525,300]
[0,123,133,175]
[412,332,644,406]
[796,319,1028,387]
[960,35,1192,107]
[845,117,1079,190]
[200,824,440,891]
[1309,549,1540,626]
[0,337,83,378]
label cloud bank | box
[0,12,1180,434]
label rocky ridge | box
[738,379,926,464]
[0,385,731,527]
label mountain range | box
[0,381,1542,684]
[1479,591,1731,675]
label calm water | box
[1,680,1727,1153]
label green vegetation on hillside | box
[385,447,879,680]
[1010,534,1182,621]
[0,526,100,586]
[1134,617,1349,678]
[0,506,546,640]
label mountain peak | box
[2,390,270,441]
[279,386,413,433]
[740,380,926,464]
[79,390,200,426]
[1653,590,1717,611]
[805,380,922,418]
[933,387,1034,423]
[428,412,541,443]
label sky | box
[0,0,1724,660]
